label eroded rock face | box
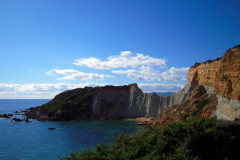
[188,46,240,101]
[170,82,196,106]
[188,45,240,121]
[151,45,240,124]
[25,81,194,120]
[151,87,218,126]
[214,95,240,121]
[26,84,178,120]
[91,83,195,119]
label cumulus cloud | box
[112,66,189,81]
[0,83,105,99]
[138,83,184,93]
[0,82,186,99]
[159,67,189,81]
[47,69,113,81]
[47,51,188,83]
[112,66,157,81]
[73,51,166,69]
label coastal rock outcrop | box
[0,114,13,118]
[188,45,240,121]
[26,84,181,120]
[188,46,240,101]
[152,45,240,125]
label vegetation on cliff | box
[61,116,240,160]
[25,83,174,120]
[42,87,96,120]
[61,99,240,160]
[26,87,97,120]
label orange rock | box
[151,45,240,127]
[190,85,206,99]
[188,45,240,101]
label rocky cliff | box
[189,45,240,121]
[151,45,240,125]
[26,84,182,120]
[188,46,240,101]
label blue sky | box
[0,0,240,98]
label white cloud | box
[47,69,113,81]
[112,66,189,81]
[138,83,184,93]
[0,82,186,99]
[73,51,166,69]
[48,51,188,83]
[112,66,160,81]
[120,51,132,56]
[0,83,105,99]
[159,67,189,81]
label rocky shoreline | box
[0,110,31,123]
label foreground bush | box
[61,116,240,160]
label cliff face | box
[151,45,240,125]
[188,45,240,121]
[151,85,219,126]
[26,84,181,120]
[188,46,240,101]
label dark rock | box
[3,114,10,118]
[14,111,24,115]
[25,118,31,123]
[11,118,24,122]
[0,114,13,118]
[48,127,56,130]
[190,85,207,99]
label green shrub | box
[61,116,240,160]
[197,99,211,110]
[192,99,211,116]
[60,96,240,160]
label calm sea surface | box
[0,99,139,160]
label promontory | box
[26,45,240,122]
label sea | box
[0,99,140,160]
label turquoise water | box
[0,99,139,160]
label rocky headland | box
[26,84,185,121]
[26,45,240,123]
[151,45,240,126]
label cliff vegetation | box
[61,117,240,160]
